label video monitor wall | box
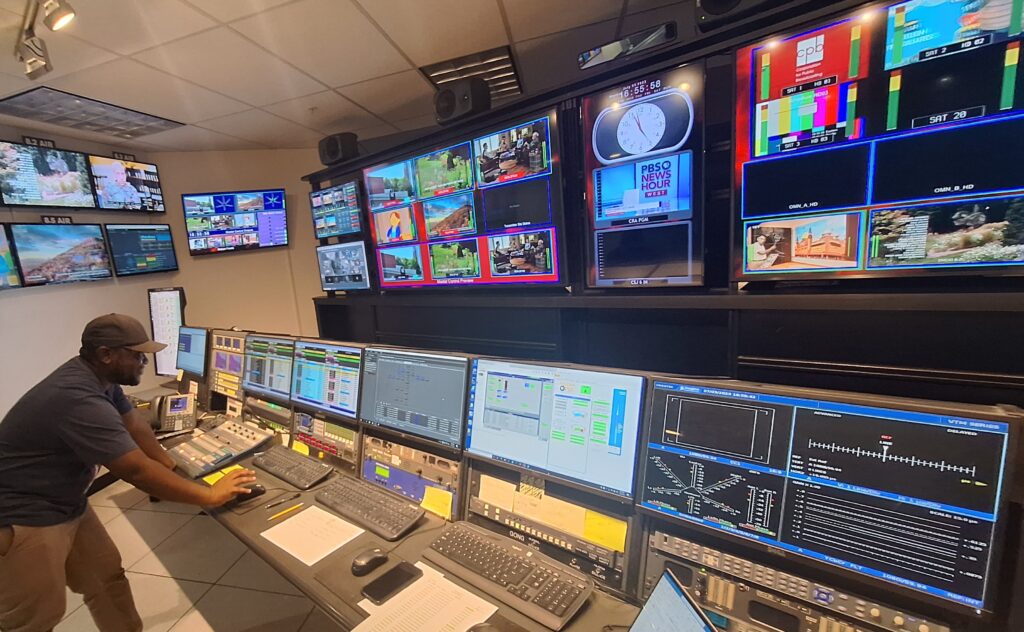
[0,142,95,208]
[735,1,1024,280]
[364,114,563,288]
[309,180,361,238]
[183,189,288,255]
[8,223,113,286]
[316,241,371,292]
[583,62,705,287]
[0,225,21,290]
[105,224,178,277]
[89,156,164,212]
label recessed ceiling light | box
[0,87,184,138]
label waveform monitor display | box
[291,340,362,420]
[736,1,1024,280]
[175,326,208,378]
[183,188,288,255]
[105,224,179,277]
[638,379,1016,611]
[467,360,645,498]
[242,335,295,401]
[583,62,705,287]
[309,180,361,239]
[359,348,468,450]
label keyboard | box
[314,478,424,541]
[252,445,333,490]
[422,522,593,631]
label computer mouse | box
[243,484,266,499]
[351,548,388,577]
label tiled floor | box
[55,481,345,632]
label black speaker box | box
[695,0,789,32]
[434,77,491,125]
[318,132,359,166]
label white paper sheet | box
[353,562,497,632]
[260,506,363,566]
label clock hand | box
[633,112,651,142]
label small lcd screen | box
[242,335,295,401]
[309,180,361,239]
[467,359,645,498]
[473,117,552,187]
[0,226,21,290]
[481,177,552,231]
[105,224,179,277]
[359,348,468,449]
[317,241,371,292]
[0,142,95,208]
[595,222,692,287]
[89,156,164,211]
[176,327,208,377]
[183,189,288,255]
[414,142,473,198]
[9,223,113,286]
[291,340,362,419]
[364,161,415,211]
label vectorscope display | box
[638,378,1015,611]
[735,0,1024,280]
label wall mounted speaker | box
[318,132,359,166]
[434,77,491,125]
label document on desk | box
[260,506,363,566]
[353,562,497,632]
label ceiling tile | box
[0,23,116,82]
[337,70,435,125]
[504,0,624,42]
[0,72,27,99]
[134,27,324,107]
[142,125,266,151]
[197,109,323,148]
[357,0,507,66]
[393,114,439,132]
[351,122,400,140]
[231,0,410,87]
[47,59,249,124]
[61,0,216,55]
[263,90,382,134]
[514,19,618,94]
[182,0,294,23]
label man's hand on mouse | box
[205,469,257,506]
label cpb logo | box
[796,35,824,66]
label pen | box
[267,502,304,522]
[265,492,301,510]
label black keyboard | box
[422,522,593,630]
[314,478,424,541]
[252,445,333,490]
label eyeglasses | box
[118,347,148,363]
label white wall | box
[0,126,323,416]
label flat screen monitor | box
[0,142,95,208]
[582,62,704,288]
[309,180,361,239]
[9,223,113,286]
[175,326,208,378]
[148,287,184,377]
[0,225,22,290]
[630,569,716,632]
[467,359,645,498]
[735,1,1024,281]
[638,378,1017,612]
[89,156,164,211]
[291,339,362,420]
[183,188,288,255]
[364,160,415,211]
[316,241,371,292]
[369,113,563,289]
[210,330,246,400]
[359,347,468,450]
[105,224,179,277]
[242,335,295,401]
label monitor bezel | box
[7,222,114,287]
[308,179,363,239]
[289,338,366,423]
[315,240,373,293]
[174,325,210,380]
[181,187,289,257]
[87,154,166,213]
[241,333,297,404]
[104,223,180,277]
[0,223,25,290]
[0,140,99,210]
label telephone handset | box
[151,393,197,433]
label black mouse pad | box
[227,490,286,515]
[314,551,407,608]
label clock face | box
[616,103,667,155]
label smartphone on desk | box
[361,561,422,605]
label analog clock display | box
[616,103,667,155]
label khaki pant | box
[0,507,142,632]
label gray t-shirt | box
[0,357,138,526]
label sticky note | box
[478,475,516,511]
[187,380,199,396]
[175,369,184,381]
[291,441,310,456]
[583,510,628,553]
[202,464,243,486]
[420,486,453,520]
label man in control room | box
[0,314,257,632]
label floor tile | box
[89,480,148,510]
[132,495,203,515]
[217,550,303,596]
[298,607,346,632]
[90,505,124,525]
[169,586,312,632]
[130,516,246,583]
[103,509,194,568]
[62,588,84,621]
[56,572,210,632]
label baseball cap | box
[82,314,167,353]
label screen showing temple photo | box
[423,192,476,239]
[378,244,424,282]
[582,62,704,287]
[744,212,862,274]
[371,205,418,245]
[414,142,473,198]
[0,142,95,208]
[89,156,164,211]
[0,226,21,289]
[489,229,554,276]
[868,197,1024,271]
[364,160,415,210]
[9,223,112,286]
[473,117,551,186]
[183,189,288,256]
[430,238,480,280]
[317,241,371,291]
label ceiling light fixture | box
[15,0,50,79]
[41,0,75,31]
